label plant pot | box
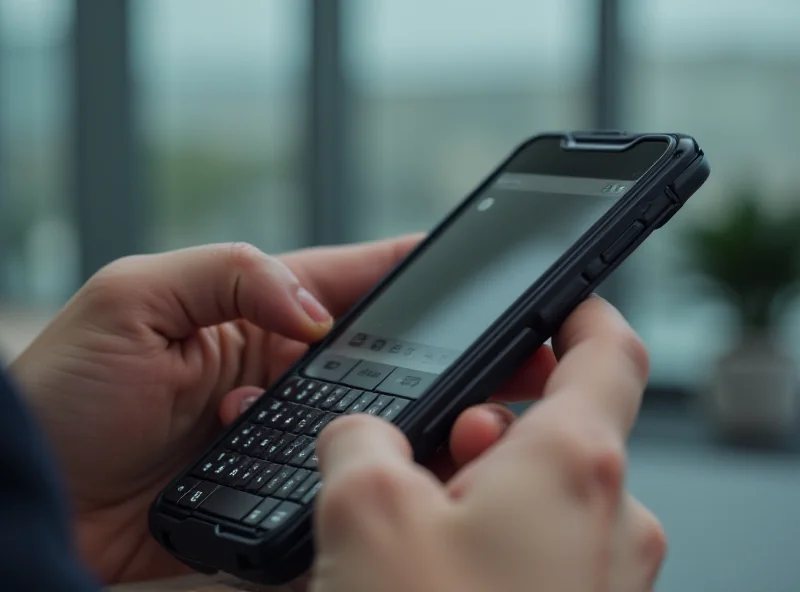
[707,333,799,441]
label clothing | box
[0,365,99,591]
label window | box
[620,0,800,387]
[344,0,596,241]
[132,0,308,256]
[0,0,75,306]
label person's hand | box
[9,236,556,586]
[310,296,665,592]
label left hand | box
[9,236,556,586]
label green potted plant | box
[685,187,800,439]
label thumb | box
[97,242,333,342]
[316,413,414,481]
[314,415,442,550]
[218,385,264,427]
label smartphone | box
[149,131,710,585]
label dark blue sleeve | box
[0,365,100,591]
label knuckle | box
[542,422,626,503]
[620,330,650,381]
[226,242,268,273]
[81,256,143,306]
[608,328,650,382]
[317,462,410,533]
[637,509,668,568]
[317,413,369,451]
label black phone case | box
[148,130,710,585]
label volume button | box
[641,193,676,226]
[538,276,590,327]
[600,222,644,264]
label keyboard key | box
[296,381,331,405]
[377,368,438,399]
[304,354,360,383]
[225,424,254,451]
[276,378,304,401]
[333,389,362,413]
[276,436,311,464]
[220,458,252,486]
[364,395,393,416]
[207,450,230,463]
[193,450,231,478]
[164,477,199,503]
[289,404,317,432]
[341,361,396,391]
[289,441,316,467]
[266,404,292,429]
[232,460,265,489]
[239,429,266,455]
[293,408,321,434]
[211,454,240,480]
[379,398,410,422]
[264,433,297,461]
[245,464,280,493]
[301,481,323,504]
[199,486,262,521]
[303,380,321,394]
[306,413,336,437]
[320,387,349,410]
[278,404,304,432]
[260,467,296,496]
[276,469,310,499]
[178,481,218,509]
[243,497,281,526]
[305,388,328,408]
[253,399,284,424]
[288,472,319,502]
[248,427,275,451]
[290,386,315,405]
[260,502,302,530]
[193,459,217,479]
[252,408,271,423]
[303,452,319,470]
[345,392,377,414]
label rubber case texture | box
[148,131,711,585]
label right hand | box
[311,296,665,592]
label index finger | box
[538,295,649,438]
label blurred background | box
[1,0,800,589]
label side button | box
[654,203,679,229]
[539,276,590,327]
[601,222,644,264]
[583,257,608,281]
[671,154,710,203]
[641,193,676,226]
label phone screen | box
[304,138,669,399]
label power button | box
[600,222,645,264]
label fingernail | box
[490,407,513,432]
[240,396,258,414]
[295,287,333,325]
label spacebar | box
[199,486,263,521]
